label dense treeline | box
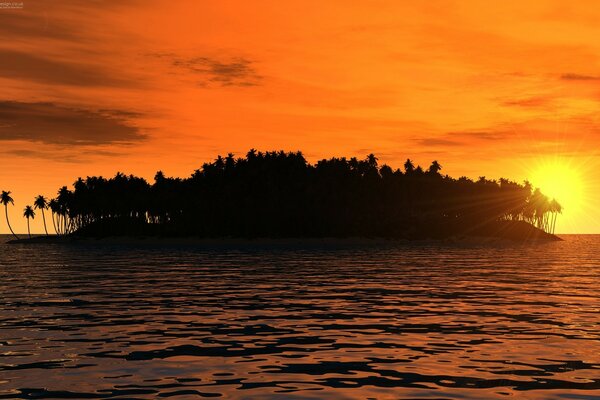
[9,150,562,239]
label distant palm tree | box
[404,159,415,174]
[428,160,442,175]
[0,191,19,240]
[56,186,73,235]
[23,205,35,239]
[367,153,378,168]
[48,198,60,235]
[549,198,562,234]
[33,195,49,236]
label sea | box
[0,235,598,399]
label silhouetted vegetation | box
[23,205,35,239]
[33,195,49,236]
[1,190,19,240]
[11,150,563,240]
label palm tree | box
[23,205,35,239]
[48,198,60,235]
[549,198,562,234]
[33,195,49,236]
[56,187,73,235]
[404,159,415,174]
[428,160,442,175]
[367,153,378,168]
[0,191,19,240]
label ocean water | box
[0,235,599,399]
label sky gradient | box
[1,0,599,233]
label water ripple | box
[0,235,599,399]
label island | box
[6,150,562,243]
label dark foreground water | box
[0,235,599,399]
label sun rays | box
[527,156,595,233]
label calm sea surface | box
[0,235,599,399]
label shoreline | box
[6,234,562,247]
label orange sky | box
[0,0,599,234]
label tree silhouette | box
[48,198,60,235]
[11,151,561,240]
[549,198,562,234]
[33,195,49,236]
[23,205,35,239]
[428,160,442,175]
[1,191,19,240]
[404,159,415,174]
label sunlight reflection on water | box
[0,235,599,399]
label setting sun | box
[529,158,587,232]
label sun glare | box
[528,158,587,232]
[530,161,583,208]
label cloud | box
[0,0,145,42]
[97,108,144,119]
[1,147,124,163]
[414,137,463,147]
[414,130,511,148]
[560,73,600,81]
[0,12,78,41]
[151,52,262,87]
[449,130,511,141]
[0,49,132,87]
[0,101,145,145]
[2,149,80,163]
[502,97,551,108]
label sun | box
[528,158,588,232]
[530,160,584,209]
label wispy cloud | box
[0,101,146,145]
[0,49,133,87]
[0,12,78,41]
[414,137,463,147]
[560,73,600,81]
[151,52,262,87]
[415,130,512,148]
[450,130,512,141]
[1,147,124,163]
[502,97,552,108]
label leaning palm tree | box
[23,205,35,239]
[0,191,19,240]
[33,195,49,236]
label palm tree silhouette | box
[404,159,415,174]
[549,198,562,234]
[428,160,442,175]
[33,195,49,236]
[9,150,562,240]
[48,198,60,235]
[0,191,19,240]
[23,205,35,239]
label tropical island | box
[4,150,562,243]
